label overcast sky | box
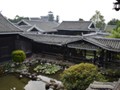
[0,0,119,23]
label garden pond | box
[0,61,65,90]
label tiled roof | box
[18,20,59,32]
[68,42,99,51]
[0,13,22,33]
[18,25,32,31]
[20,33,120,52]
[105,25,116,32]
[67,36,120,52]
[93,37,120,51]
[84,37,120,52]
[20,34,82,46]
[27,20,59,32]
[29,17,41,20]
[83,32,110,38]
[56,21,96,31]
[18,25,44,33]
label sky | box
[0,0,119,23]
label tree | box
[107,18,119,25]
[109,21,120,38]
[61,63,105,90]
[8,15,29,23]
[90,10,105,30]
[79,18,84,21]
[12,50,26,63]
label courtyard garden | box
[0,50,120,90]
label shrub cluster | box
[12,50,26,63]
[61,63,105,90]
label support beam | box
[93,51,96,64]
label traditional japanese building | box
[0,12,120,66]
[0,13,32,61]
[56,21,98,35]
[15,11,59,34]
[20,33,120,66]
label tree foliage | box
[90,10,105,30]
[61,63,105,90]
[8,15,29,23]
[79,18,84,21]
[107,18,119,25]
[109,21,120,38]
[12,50,26,63]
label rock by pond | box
[24,75,64,90]
[24,80,53,90]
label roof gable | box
[89,23,95,29]
[18,21,28,25]
[17,20,30,26]
[27,26,44,32]
[18,20,59,32]
[30,28,39,32]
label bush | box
[34,64,61,74]
[61,63,105,90]
[12,50,26,63]
[104,69,120,77]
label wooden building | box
[0,12,120,66]
[56,21,98,35]
[16,18,59,34]
[20,33,120,66]
[0,13,32,61]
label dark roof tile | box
[20,34,82,45]
[68,42,99,51]
[56,21,96,31]
[0,13,22,33]
[18,20,59,32]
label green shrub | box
[105,69,120,77]
[61,63,105,90]
[34,64,61,74]
[12,50,26,63]
[0,66,4,75]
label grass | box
[0,74,29,90]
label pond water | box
[0,74,29,90]
[24,75,62,90]
[0,74,61,90]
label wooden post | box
[83,50,86,58]
[93,51,96,64]
[99,50,104,67]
